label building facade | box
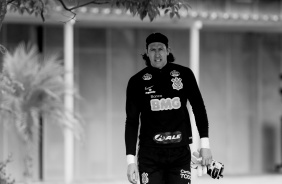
[0,0,282,182]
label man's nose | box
[155,51,160,56]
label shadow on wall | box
[262,123,276,172]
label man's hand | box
[200,148,212,166]
[191,151,206,176]
[127,163,139,184]
[191,149,224,179]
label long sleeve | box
[125,77,141,156]
[186,68,209,138]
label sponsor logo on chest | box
[153,131,182,144]
[145,85,155,94]
[150,97,181,111]
[143,73,152,80]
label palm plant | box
[0,155,15,184]
[0,43,82,179]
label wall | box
[200,31,282,174]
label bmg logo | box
[150,97,181,111]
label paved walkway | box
[20,174,282,184]
[194,174,282,184]
[81,174,282,184]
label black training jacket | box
[125,63,209,156]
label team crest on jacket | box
[171,77,183,90]
[170,70,180,77]
[143,73,152,80]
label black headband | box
[146,32,168,48]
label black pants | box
[138,146,191,184]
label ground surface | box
[27,174,282,184]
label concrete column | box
[64,19,75,183]
[189,21,203,181]
[189,20,202,153]
[190,21,202,83]
[189,19,203,179]
[106,28,113,179]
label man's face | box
[147,42,169,69]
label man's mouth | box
[155,58,162,62]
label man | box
[125,32,212,184]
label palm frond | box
[0,73,22,116]
[3,43,40,88]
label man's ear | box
[167,47,171,55]
[145,48,149,56]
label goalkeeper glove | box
[191,150,224,179]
